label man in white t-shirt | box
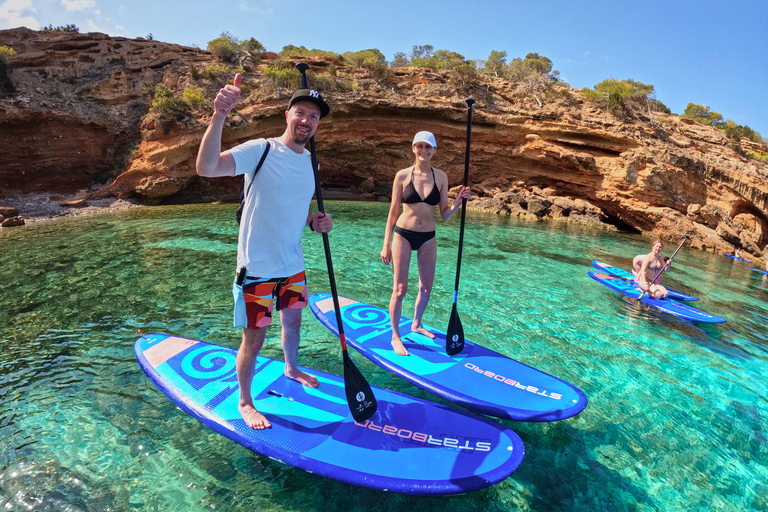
[196,73,332,430]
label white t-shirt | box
[229,137,315,277]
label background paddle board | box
[750,268,768,275]
[591,260,698,301]
[723,253,753,263]
[309,294,588,422]
[135,333,524,495]
[587,272,726,323]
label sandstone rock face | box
[2,28,768,258]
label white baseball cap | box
[412,131,437,148]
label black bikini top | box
[402,167,440,206]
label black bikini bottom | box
[394,226,436,251]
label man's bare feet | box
[412,324,435,339]
[391,337,410,356]
[239,403,271,429]
[286,368,319,388]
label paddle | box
[637,236,688,300]
[446,98,476,356]
[295,63,377,422]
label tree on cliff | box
[342,49,390,77]
[681,103,723,127]
[583,78,664,121]
[482,50,507,78]
[279,45,342,60]
[391,52,409,67]
[506,53,562,107]
[207,32,265,65]
[719,119,763,144]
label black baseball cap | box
[289,89,330,118]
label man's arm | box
[196,74,242,177]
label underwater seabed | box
[1,201,766,511]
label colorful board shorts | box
[233,271,308,329]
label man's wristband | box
[309,219,315,232]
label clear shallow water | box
[1,201,767,512]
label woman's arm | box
[436,169,470,220]
[380,172,405,264]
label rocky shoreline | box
[0,191,143,226]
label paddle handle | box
[452,98,475,294]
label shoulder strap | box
[237,140,272,224]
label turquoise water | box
[1,201,767,511]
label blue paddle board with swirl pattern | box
[135,333,524,495]
[587,271,726,323]
[309,294,588,422]
[591,260,699,301]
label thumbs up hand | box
[213,73,242,116]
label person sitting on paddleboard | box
[380,131,470,356]
[632,255,671,278]
[196,73,332,430]
[734,249,743,259]
[634,239,670,299]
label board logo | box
[356,391,366,402]
[354,420,492,452]
[464,362,563,400]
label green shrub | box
[584,78,656,113]
[279,44,341,59]
[150,85,191,114]
[263,64,301,89]
[0,46,15,59]
[681,103,723,127]
[183,86,207,109]
[311,73,355,93]
[749,151,768,163]
[449,63,477,89]
[199,63,244,82]
[207,37,235,61]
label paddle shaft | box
[295,64,349,351]
[452,98,475,296]
[639,236,688,298]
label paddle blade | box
[446,304,465,356]
[342,350,377,422]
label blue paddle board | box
[135,333,524,495]
[723,253,752,263]
[309,294,588,422]
[750,268,768,275]
[587,272,726,323]
[591,260,699,301]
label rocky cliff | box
[2,28,768,257]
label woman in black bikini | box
[380,131,471,356]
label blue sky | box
[2,0,766,138]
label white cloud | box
[60,0,95,12]
[238,2,273,15]
[0,0,39,29]
[84,18,105,32]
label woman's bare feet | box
[285,368,319,388]
[239,403,271,429]
[391,336,410,356]
[411,324,435,339]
